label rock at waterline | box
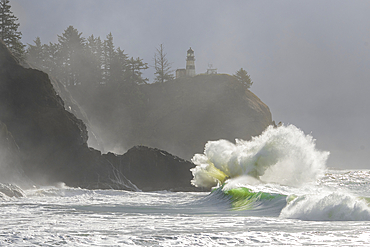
[0,40,200,191]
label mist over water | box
[13,0,370,169]
[2,1,370,245]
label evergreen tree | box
[42,42,60,78]
[110,47,128,86]
[102,32,116,85]
[26,39,60,78]
[234,68,253,88]
[0,0,25,60]
[126,57,149,85]
[26,37,44,69]
[57,25,86,86]
[86,34,104,84]
[153,44,174,84]
[99,33,129,86]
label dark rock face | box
[46,75,104,151]
[118,146,200,191]
[1,40,273,192]
[77,74,273,160]
[0,40,199,191]
[0,40,87,184]
[0,121,28,186]
[136,75,273,160]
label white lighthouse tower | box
[185,47,195,77]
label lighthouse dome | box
[187,47,194,55]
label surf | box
[191,124,370,221]
[191,124,329,189]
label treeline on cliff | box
[26,26,149,87]
[1,40,201,191]
[25,26,152,150]
[25,26,271,160]
[1,2,271,190]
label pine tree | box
[234,68,253,89]
[57,26,86,86]
[110,47,128,86]
[153,44,174,84]
[42,42,60,78]
[87,34,104,84]
[26,37,44,69]
[99,33,130,86]
[126,57,148,85]
[0,0,25,60]
[102,33,116,85]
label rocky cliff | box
[76,74,273,160]
[68,74,272,160]
[0,40,199,191]
[1,39,273,191]
[136,74,273,159]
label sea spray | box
[191,124,329,189]
[280,192,370,221]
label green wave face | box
[215,186,287,211]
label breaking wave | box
[191,124,329,188]
[204,185,370,221]
[190,124,370,221]
[280,192,370,221]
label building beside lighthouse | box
[176,47,196,78]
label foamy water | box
[1,125,370,246]
[1,171,370,246]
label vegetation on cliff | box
[0,4,272,190]
[0,0,24,60]
[0,40,200,191]
[92,73,272,159]
[26,26,149,88]
[23,26,271,159]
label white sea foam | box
[191,124,329,188]
[280,192,370,221]
[1,174,370,246]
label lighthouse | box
[185,47,195,77]
[175,47,196,78]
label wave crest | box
[280,192,370,221]
[191,124,329,189]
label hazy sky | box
[11,0,370,168]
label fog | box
[12,0,370,169]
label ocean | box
[1,125,370,246]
